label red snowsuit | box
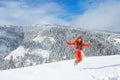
[66,40,91,63]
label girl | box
[66,36,91,65]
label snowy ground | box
[0,55,120,80]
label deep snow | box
[0,55,120,80]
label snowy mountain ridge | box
[0,24,120,70]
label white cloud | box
[72,0,120,32]
[0,1,69,25]
[0,0,120,32]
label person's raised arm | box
[66,41,75,46]
[83,43,92,47]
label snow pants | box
[74,50,82,63]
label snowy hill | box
[0,24,120,70]
[0,55,120,80]
[0,24,120,69]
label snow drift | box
[0,55,120,80]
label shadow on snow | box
[82,64,120,70]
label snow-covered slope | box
[114,38,120,44]
[1,24,120,70]
[0,55,120,80]
[4,46,28,60]
[5,46,50,60]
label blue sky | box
[0,0,120,31]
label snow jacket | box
[66,40,91,51]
